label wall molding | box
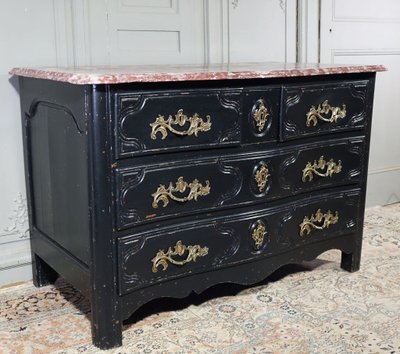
[332,0,400,23]
[331,49,400,57]
[203,0,229,64]
[297,0,320,63]
[368,165,400,175]
[53,0,75,66]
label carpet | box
[0,204,399,353]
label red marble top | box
[10,62,386,85]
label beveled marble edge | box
[9,62,386,85]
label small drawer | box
[279,137,365,194]
[281,189,361,246]
[114,137,365,230]
[117,188,360,295]
[280,80,372,141]
[242,87,280,143]
[113,88,242,158]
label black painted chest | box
[16,67,377,349]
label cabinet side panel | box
[20,78,90,264]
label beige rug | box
[1,204,400,354]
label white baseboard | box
[366,167,400,207]
[0,262,32,287]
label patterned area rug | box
[1,204,400,354]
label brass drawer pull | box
[299,209,339,237]
[306,100,346,127]
[152,176,211,209]
[302,156,342,182]
[254,163,270,192]
[150,109,211,140]
[253,99,269,132]
[252,222,267,250]
[151,240,209,273]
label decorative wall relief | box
[1,193,29,240]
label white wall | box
[0,0,295,285]
[0,1,59,285]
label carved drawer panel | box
[281,189,360,246]
[117,188,361,295]
[115,137,364,230]
[113,89,241,158]
[280,80,372,141]
[279,137,365,194]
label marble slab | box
[10,62,386,85]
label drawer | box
[242,87,280,143]
[113,89,242,158]
[280,80,372,141]
[115,137,364,229]
[117,188,360,295]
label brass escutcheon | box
[252,222,267,250]
[254,164,270,193]
[253,99,269,132]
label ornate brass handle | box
[150,109,211,140]
[254,163,270,192]
[302,156,342,182]
[299,209,339,237]
[152,176,211,209]
[252,221,267,250]
[151,240,209,273]
[253,99,269,132]
[306,100,346,127]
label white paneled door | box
[87,0,206,65]
[320,0,400,206]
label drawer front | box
[242,87,280,143]
[280,80,372,141]
[114,89,241,158]
[115,137,364,229]
[117,189,360,295]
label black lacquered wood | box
[115,136,365,229]
[281,79,373,141]
[17,72,376,349]
[113,88,242,158]
[118,188,360,295]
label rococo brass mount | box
[151,240,209,273]
[253,100,269,132]
[299,209,339,237]
[254,163,270,192]
[306,100,346,127]
[302,156,342,182]
[252,222,267,250]
[150,109,211,140]
[152,176,211,209]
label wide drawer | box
[280,80,372,141]
[117,188,361,295]
[115,137,365,229]
[113,89,241,158]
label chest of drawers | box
[11,63,384,349]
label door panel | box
[88,0,205,65]
[320,0,400,206]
